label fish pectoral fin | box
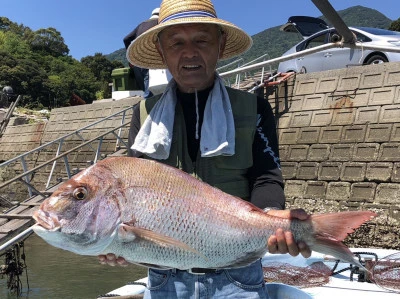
[118,224,202,256]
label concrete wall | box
[271,62,400,249]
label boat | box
[102,248,400,298]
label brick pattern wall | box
[272,62,400,249]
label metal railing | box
[219,42,400,80]
[216,58,244,87]
[217,53,274,89]
[0,105,134,197]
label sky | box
[2,0,400,60]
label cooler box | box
[112,68,138,91]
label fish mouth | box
[32,209,61,231]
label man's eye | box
[171,42,183,48]
[197,40,210,47]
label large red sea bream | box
[33,157,376,270]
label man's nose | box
[182,42,199,58]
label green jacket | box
[140,87,257,198]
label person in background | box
[123,7,159,99]
[101,0,311,298]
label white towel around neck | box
[131,74,235,160]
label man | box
[101,0,311,297]
[123,7,159,98]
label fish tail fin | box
[310,211,376,268]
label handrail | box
[0,105,133,168]
[216,58,244,72]
[241,52,271,67]
[0,121,131,190]
[0,105,134,196]
[0,95,21,137]
[236,53,272,89]
[218,53,273,89]
[0,226,34,253]
[219,43,340,78]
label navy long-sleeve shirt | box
[127,88,285,210]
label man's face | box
[156,23,226,93]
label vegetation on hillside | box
[0,17,123,109]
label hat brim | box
[126,17,253,69]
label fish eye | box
[73,187,88,200]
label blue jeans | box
[132,66,153,99]
[144,259,268,299]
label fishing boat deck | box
[104,249,400,298]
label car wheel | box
[365,54,388,65]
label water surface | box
[0,234,147,299]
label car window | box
[291,20,329,37]
[327,30,372,43]
[304,33,326,50]
[353,31,372,43]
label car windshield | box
[356,27,400,36]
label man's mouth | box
[183,65,201,70]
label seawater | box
[0,234,147,299]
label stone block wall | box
[36,97,139,188]
[0,97,140,202]
[271,62,400,249]
[0,122,46,203]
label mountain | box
[107,48,127,65]
[106,5,394,67]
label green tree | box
[30,27,69,57]
[0,30,32,58]
[0,17,129,108]
[389,18,400,32]
[0,51,47,106]
[81,53,124,99]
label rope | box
[331,251,378,282]
[0,241,29,296]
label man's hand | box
[98,253,129,267]
[266,209,312,258]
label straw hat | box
[127,0,252,69]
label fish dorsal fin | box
[118,224,204,258]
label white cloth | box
[131,74,235,159]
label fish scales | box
[114,158,277,268]
[33,157,376,270]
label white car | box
[278,16,400,73]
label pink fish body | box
[33,157,376,270]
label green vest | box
[139,87,257,199]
